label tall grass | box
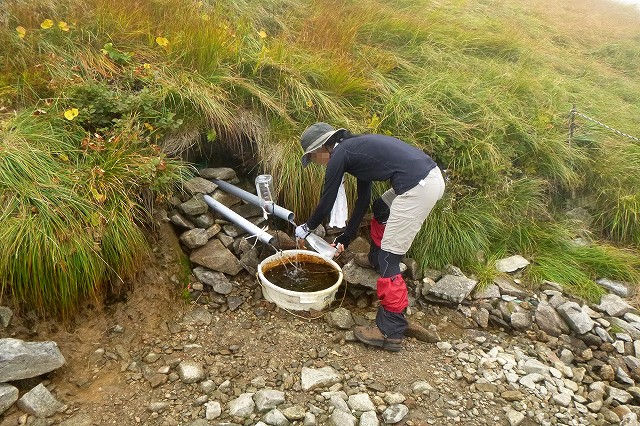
[524,227,640,303]
[0,108,186,316]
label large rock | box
[301,367,342,391]
[360,411,380,426]
[347,393,375,412]
[0,306,12,328]
[329,410,357,426]
[254,389,285,412]
[428,274,478,304]
[281,405,305,420]
[192,267,234,295]
[341,259,379,290]
[239,248,261,275]
[270,230,296,250]
[211,189,242,208]
[473,284,500,299]
[597,294,635,317]
[596,278,633,298]
[228,393,255,417]
[190,239,242,276]
[205,401,221,420]
[0,339,65,382]
[231,203,264,219]
[607,318,640,340]
[184,306,213,326]
[328,308,354,330]
[382,404,409,424]
[222,224,246,238]
[169,212,195,229]
[199,167,237,181]
[493,276,529,298]
[16,383,63,418]
[193,212,215,229]
[262,408,290,426]
[535,301,570,337]
[0,383,18,415]
[495,255,530,273]
[180,196,209,216]
[556,302,595,334]
[510,311,532,331]
[184,177,217,196]
[176,361,205,384]
[179,228,209,249]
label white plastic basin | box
[257,250,343,311]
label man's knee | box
[377,249,403,278]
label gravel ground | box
[1,226,635,426]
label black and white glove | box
[295,223,310,240]
[332,232,353,249]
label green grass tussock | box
[1,0,640,314]
[0,107,186,316]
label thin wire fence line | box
[570,108,640,143]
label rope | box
[571,109,640,142]
[243,224,271,248]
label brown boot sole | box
[354,329,402,352]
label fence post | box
[568,104,578,201]
[568,104,577,147]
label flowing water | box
[264,261,339,292]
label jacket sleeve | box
[343,178,371,239]
[306,150,346,230]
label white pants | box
[380,167,445,255]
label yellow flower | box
[64,108,79,121]
[16,26,26,39]
[40,19,54,29]
[258,30,267,39]
[58,21,70,32]
[143,63,151,69]
[155,37,169,47]
[144,122,154,131]
[306,99,314,108]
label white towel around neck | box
[329,177,348,228]
[326,140,348,229]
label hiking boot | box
[353,326,402,352]
[354,253,374,269]
[405,322,440,343]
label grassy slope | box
[1,0,639,314]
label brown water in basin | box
[263,260,340,292]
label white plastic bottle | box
[305,233,337,260]
[255,174,275,216]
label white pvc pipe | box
[211,179,295,223]
[203,195,275,246]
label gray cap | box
[300,122,344,167]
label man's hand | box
[295,223,310,240]
[331,243,345,257]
